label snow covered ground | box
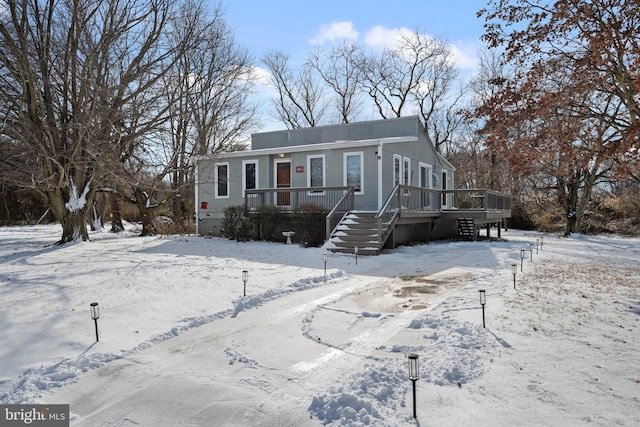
[0,224,639,426]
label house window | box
[215,162,229,198]
[419,162,433,208]
[403,157,411,186]
[419,163,432,188]
[344,152,363,194]
[442,169,449,207]
[393,155,402,187]
[307,154,325,194]
[242,160,258,197]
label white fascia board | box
[437,150,456,171]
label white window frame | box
[403,156,411,186]
[214,162,230,199]
[242,160,258,197]
[307,154,325,195]
[442,169,450,208]
[419,162,434,209]
[419,162,432,189]
[343,151,364,195]
[393,154,402,187]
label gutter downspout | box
[377,140,383,210]
[194,162,199,235]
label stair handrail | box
[376,184,401,219]
[375,184,401,245]
[325,186,355,240]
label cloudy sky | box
[221,0,490,131]
[223,0,488,71]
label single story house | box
[195,116,510,253]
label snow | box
[64,180,90,212]
[1,224,639,426]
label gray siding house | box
[196,116,510,253]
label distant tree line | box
[262,3,639,236]
[1,0,638,241]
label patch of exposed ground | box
[352,270,477,313]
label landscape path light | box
[408,353,419,419]
[536,238,540,254]
[90,302,100,342]
[511,263,518,290]
[354,246,359,265]
[323,253,328,279]
[479,290,486,328]
[242,270,248,297]
[529,243,534,261]
[520,249,525,272]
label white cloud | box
[251,65,272,87]
[450,41,481,70]
[364,25,413,50]
[309,21,359,45]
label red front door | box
[276,161,291,206]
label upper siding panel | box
[251,116,420,150]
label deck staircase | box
[328,211,397,255]
[457,218,476,240]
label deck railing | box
[442,189,511,211]
[377,185,443,215]
[245,186,510,214]
[245,186,354,212]
[375,185,442,243]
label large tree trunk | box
[133,188,155,236]
[562,176,580,237]
[59,209,90,243]
[48,182,93,244]
[109,195,124,233]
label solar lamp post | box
[90,302,100,342]
[323,253,328,279]
[479,290,486,328]
[511,263,518,290]
[242,270,248,297]
[408,353,419,418]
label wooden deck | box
[245,185,511,251]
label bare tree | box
[262,50,327,128]
[160,0,260,225]
[307,42,365,123]
[360,30,456,123]
[0,0,199,243]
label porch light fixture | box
[529,243,534,261]
[323,253,328,279]
[242,270,248,297]
[479,290,486,328]
[354,246,359,265]
[408,353,419,418]
[520,249,525,272]
[511,263,518,290]
[90,302,100,342]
